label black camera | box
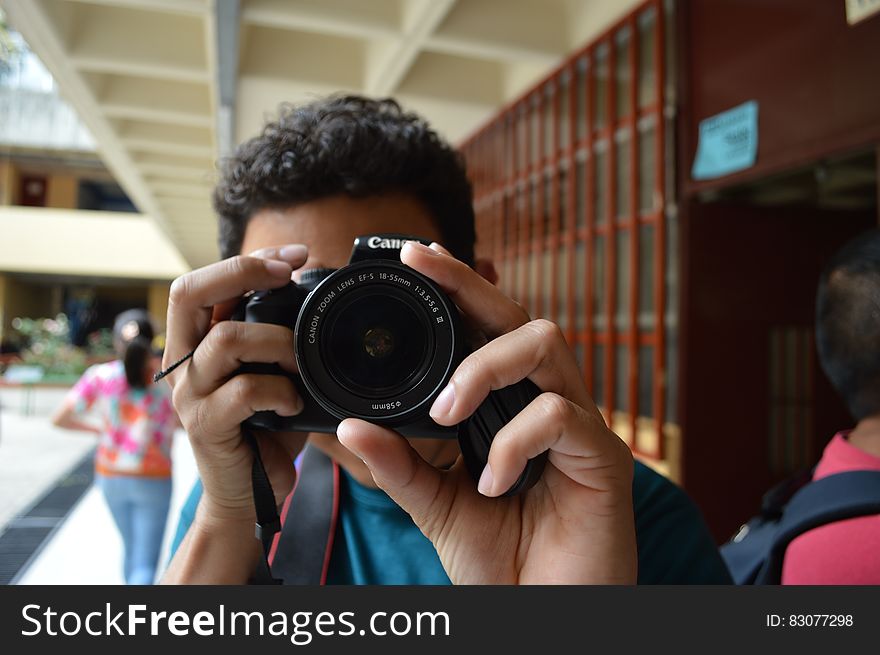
[234,234,547,495]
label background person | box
[781,229,880,584]
[52,309,178,585]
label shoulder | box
[71,361,119,392]
[632,461,732,584]
[632,460,692,515]
[86,360,124,383]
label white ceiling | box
[3,0,643,268]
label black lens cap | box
[458,378,548,496]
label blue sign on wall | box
[691,100,759,181]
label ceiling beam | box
[72,55,210,85]
[2,0,185,263]
[103,104,213,128]
[214,0,239,157]
[241,0,401,41]
[366,0,457,96]
[61,0,208,18]
[424,33,562,67]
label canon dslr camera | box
[234,234,546,495]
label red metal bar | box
[653,0,667,460]
[628,16,641,453]
[606,38,618,428]
[565,65,578,345]
[549,78,561,324]
[459,1,660,147]
[518,183,528,306]
[584,49,596,394]
[457,0,666,451]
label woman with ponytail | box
[52,309,178,584]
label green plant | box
[87,327,115,358]
[11,314,87,377]
[0,9,18,75]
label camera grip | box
[458,378,549,496]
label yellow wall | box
[147,283,170,335]
[0,162,79,209]
[0,206,189,280]
[46,174,78,209]
[0,275,6,344]
[0,161,19,206]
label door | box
[679,201,873,541]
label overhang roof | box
[3,0,642,268]
[0,205,190,279]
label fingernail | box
[404,241,441,256]
[429,384,455,420]
[477,464,494,496]
[337,429,363,460]
[265,259,292,277]
[428,242,449,256]
[278,244,307,262]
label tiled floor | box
[0,391,197,584]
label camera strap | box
[242,432,341,585]
[242,426,283,584]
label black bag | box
[721,469,880,584]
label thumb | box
[336,418,449,534]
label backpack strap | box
[268,445,340,585]
[755,470,880,584]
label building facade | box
[0,29,186,349]
[461,0,880,539]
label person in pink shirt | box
[52,309,178,584]
[781,229,880,584]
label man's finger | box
[336,418,450,536]
[186,321,298,396]
[478,392,624,497]
[400,241,529,338]
[429,319,595,426]
[164,255,294,375]
[210,244,310,323]
[180,374,303,443]
[247,244,309,264]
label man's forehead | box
[239,195,442,257]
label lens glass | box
[324,291,431,396]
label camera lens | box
[295,260,462,425]
[323,292,431,397]
[363,327,394,359]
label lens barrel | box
[294,260,461,426]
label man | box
[162,95,729,584]
[781,229,880,584]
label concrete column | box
[0,274,8,345]
[147,283,171,334]
[0,161,19,206]
[45,174,79,209]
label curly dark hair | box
[816,228,880,421]
[213,95,475,266]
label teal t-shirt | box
[170,460,731,584]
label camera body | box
[234,234,546,495]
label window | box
[462,0,670,460]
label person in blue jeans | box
[53,310,178,584]
[160,96,730,585]
[100,475,172,585]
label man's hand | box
[161,245,310,583]
[337,241,637,584]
